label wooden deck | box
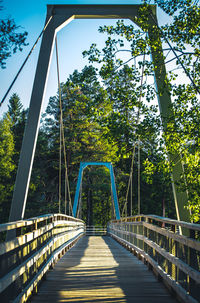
[31,236,178,303]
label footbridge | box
[0,214,200,303]
[0,3,200,303]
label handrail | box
[0,214,85,303]
[85,225,107,235]
[108,215,200,303]
[111,214,200,231]
[0,213,83,232]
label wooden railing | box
[0,214,85,303]
[108,215,200,303]
[85,225,107,236]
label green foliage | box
[0,114,15,222]
[0,114,15,176]
[8,93,23,123]
[141,0,200,221]
[82,19,178,220]
[7,93,27,175]
[163,84,200,222]
[1,1,199,224]
[25,66,118,221]
[0,3,28,68]
[0,94,27,223]
[83,2,200,222]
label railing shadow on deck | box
[30,235,92,303]
[102,236,178,303]
[31,231,178,303]
[32,236,126,303]
[108,215,200,303]
[0,214,85,303]
[32,233,164,303]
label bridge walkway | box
[31,236,177,303]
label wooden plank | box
[110,233,199,303]
[31,236,177,303]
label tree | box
[8,93,23,123]
[81,166,113,226]
[0,114,15,223]
[0,1,28,68]
[0,95,28,222]
[25,129,52,219]
[83,20,173,218]
[150,0,200,221]
[5,2,199,224]
[82,3,200,222]
[25,66,118,222]
[8,93,27,166]
[163,85,200,222]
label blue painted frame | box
[73,162,120,219]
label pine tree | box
[8,93,27,164]
[0,114,15,223]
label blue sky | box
[0,0,169,115]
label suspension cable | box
[55,36,73,215]
[59,108,62,213]
[56,36,62,213]
[122,143,136,216]
[0,15,53,108]
[130,165,133,216]
[136,54,146,216]
[122,53,146,217]
[138,137,141,215]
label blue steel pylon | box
[73,162,120,220]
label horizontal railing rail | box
[108,215,200,303]
[85,225,107,236]
[0,214,85,303]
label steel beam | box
[8,12,73,222]
[73,163,84,217]
[73,162,120,220]
[146,12,190,224]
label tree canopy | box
[0,1,28,68]
[0,1,199,224]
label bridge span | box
[31,235,177,303]
[0,214,199,303]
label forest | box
[0,0,199,226]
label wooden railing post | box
[109,214,200,303]
[189,229,199,301]
[0,214,85,302]
[171,224,176,280]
